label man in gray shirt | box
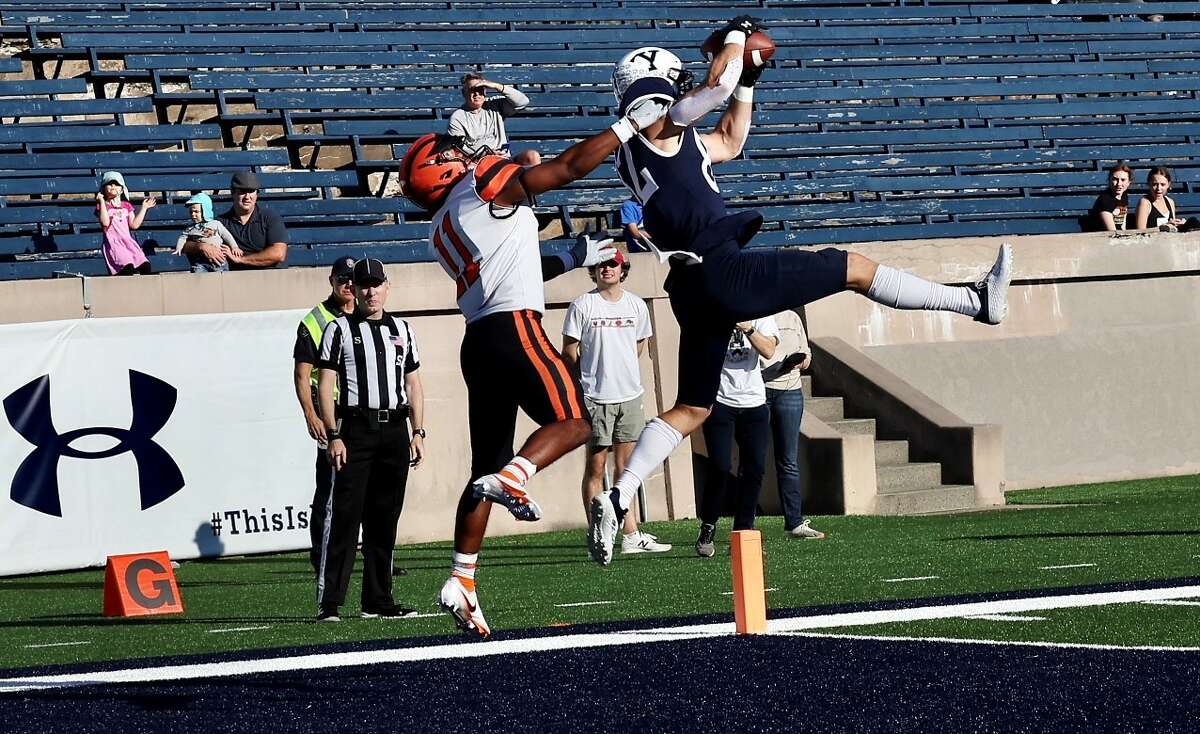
[446,73,540,166]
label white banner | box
[0,310,318,576]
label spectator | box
[1134,166,1200,232]
[695,316,779,558]
[760,309,823,540]
[619,198,652,253]
[447,73,540,166]
[1086,162,1132,232]
[562,249,671,556]
[174,193,241,273]
[182,171,287,270]
[95,171,155,276]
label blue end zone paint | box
[3,576,1198,680]
[6,634,1199,733]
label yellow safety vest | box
[301,301,340,399]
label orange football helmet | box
[399,133,471,211]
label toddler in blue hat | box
[175,192,241,272]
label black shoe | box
[361,604,419,619]
[695,523,717,558]
[316,605,340,623]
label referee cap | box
[353,258,387,286]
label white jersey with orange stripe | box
[428,167,544,325]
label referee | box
[315,257,426,622]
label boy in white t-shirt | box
[563,250,671,555]
[695,315,779,558]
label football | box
[701,30,776,68]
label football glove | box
[571,235,618,269]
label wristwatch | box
[326,429,341,441]
[413,428,427,439]
[743,326,756,336]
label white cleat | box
[621,531,672,554]
[437,575,491,639]
[972,242,1013,325]
[588,492,619,566]
[471,474,542,522]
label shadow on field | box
[0,581,103,591]
[0,614,311,630]
[945,529,1200,541]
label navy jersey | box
[615,128,728,254]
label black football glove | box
[739,59,772,88]
[721,15,766,37]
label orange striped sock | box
[495,456,537,495]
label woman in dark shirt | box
[1087,162,1132,232]
[1134,166,1200,232]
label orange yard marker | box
[102,551,184,618]
[730,530,767,634]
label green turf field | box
[1,474,1197,669]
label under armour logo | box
[3,371,184,517]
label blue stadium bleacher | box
[1,1,1200,278]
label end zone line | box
[785,631,1200,653]
[3,584,1199,694]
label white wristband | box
[610,117,637,143]
[732,85,754,104]
[724,30,747,46]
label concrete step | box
[828,417,876,436]
[874,440,910,466]
[801,374,812,397]
[876,462,942,493]
[875,484,976,516]
[806,396,844,421]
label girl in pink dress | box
[95,170,156,275]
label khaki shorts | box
[585,396,647,447]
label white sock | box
[613,418,684,510]
[494,456,537,493]
[867,264,981,318]
[452,552,477,589]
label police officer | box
[314,258,426,622]
[292,255,357,576]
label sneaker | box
[316,605,340,623]
[621,531,672,554]
[361,604,420,619]
[971,243,1013,325]
[788,519,826,540]
[438,575,491,639]
[588,491,620,566]
[471,474,542,522]
[695,523,716,558]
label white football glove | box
[625,97,672,131]
[572,235,618,268]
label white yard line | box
[964,614,1048,622]
[721,588,779,596]
[207,626,272,634]
[1039,563,1096,570]
[3,584,1199,693]
[882,576,940,583]
[23,642,90,650]
[786,631,1200,653]
[1140,600,1200,607]
[554,601,616,608]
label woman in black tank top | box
[1135,166,1200,232]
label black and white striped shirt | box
[317,311,420,410]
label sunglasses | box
[597,259,623,269]
[334,275,353,285]
[467,86,487,95]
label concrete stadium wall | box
[3,229,1196,531]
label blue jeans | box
[699,401,770,531]
[766,387,805,530]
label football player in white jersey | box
[588,17,1015,565]
[399,100,668,637]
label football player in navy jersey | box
[588,17,1015,565]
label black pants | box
[309,447,332,576]
[316,414,410,610]
[699,401,770,531]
